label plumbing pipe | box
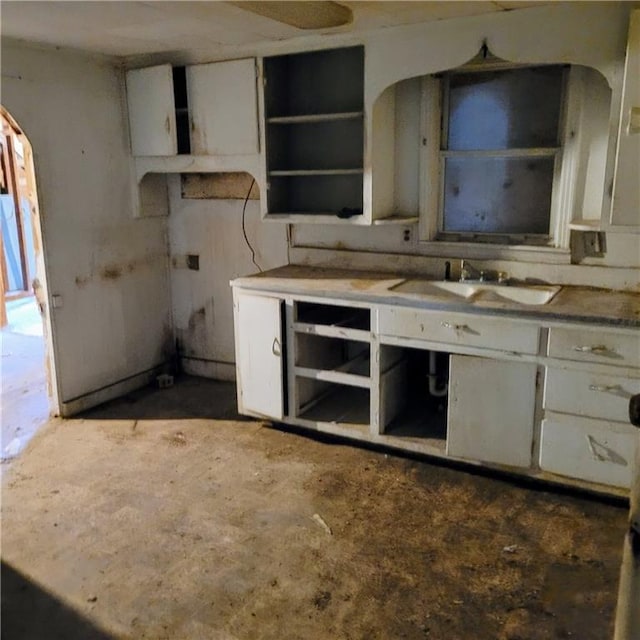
[428,351,448,397]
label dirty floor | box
[1,295,48,460]
[1,376,628,640]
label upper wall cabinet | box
[126,59,259,158]
[187,59,259,156]
[126,64,177,157]
[609,9,640,229]
[262,46,366,222]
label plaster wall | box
[167,176,288,380]
[1,42,172,411]
[288,3,639,289]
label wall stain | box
[101,266,123,280]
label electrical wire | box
[241,178,262,273]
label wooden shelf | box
[295,367,371,389]
[269,169,363,177]
[569,219,601,231]
[373,215,419,226]
[267,111,363,124]
[293,322,371,343]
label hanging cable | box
[241,177,261,273]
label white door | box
[447,355,537,468]
[234,293,284,420]
[126,65,177,156]
[610,9,640,227]
[187,59,259,156]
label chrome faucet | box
[460,259,484,282]
[460,260,508,284]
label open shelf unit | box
[263,46,365,219]
[291,301,372,427]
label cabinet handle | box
[272,337,281,357]
[165,116,171,134]
[573,345,613,355]
[441,321,468,331]
[589,384,620,393]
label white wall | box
[167,176,288,380]
[289,3,640,290]
[1,42,172,413]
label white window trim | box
[418,65,586,256]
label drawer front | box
[545,368,640,422]
[378,307,539,354]
[539,417,636,488]
[548,327,640,368]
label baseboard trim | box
[181,357,236,381]
[60,364,166,417]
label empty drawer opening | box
[380,346,449,448]
[297,378,370,427]
[295,301,370,331]
[296,333,370,377]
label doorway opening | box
[1,107,57,461]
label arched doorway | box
[1,107,58,460]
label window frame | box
[419,61,576,251]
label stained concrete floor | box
[1,296,48,460]
[1,376,628,640]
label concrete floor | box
[1,296,48,460]
[1,376,628,639]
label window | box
[436,65,566,245]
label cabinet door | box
[187,59,259,156]
[126,65,177,156]
[610,9,640,227]
[234,293,284,420]
[447,356,537,468]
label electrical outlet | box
[403,228,412,242]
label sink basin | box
[389,280,478,299]
[390,280,561,305]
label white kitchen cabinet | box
[126,64,177,156]
[545,367,639,424]
[610,9,640,228]
[540,416,637,488]
[447,356,537,468]
[233,293,284,420]
[126,59,258,158]
[231,272,638,496]
[262,46,366,222]
[187,59,259,156]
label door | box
[126,65,177,156]
[610,9,639,228]
[447,355,537,468]
[187,59,259,156]
[234,292,284,420]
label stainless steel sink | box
[389,280,561,305]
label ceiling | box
[1,1,549,62]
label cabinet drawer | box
[544,368,639,422]
[378,307,539,354]
[539,417,636,488]
[548,327,640,368]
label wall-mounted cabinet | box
[262,46,366,222]
[126,59,259,158]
